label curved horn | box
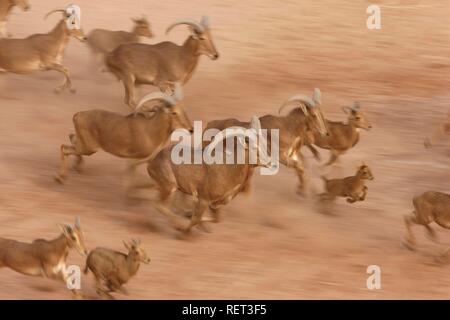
[75,217,81,229]
[313,88,322,105]
[351,101,360,110]
[200,16,210,28]
[44,9,66,20]
[205,128,246,157]
[166,20,204,35]
[172,82,183,102]
[278,94,316,115]
[135,92,176,112]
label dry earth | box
[0,0,449,299]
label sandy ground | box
[0,0,449,299]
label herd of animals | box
[0,1,449,299]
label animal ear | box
[123,241,131,251]
[352,102,360,110]
[341,106,351,114]
[59,224,72,236]
[58,224,66,235]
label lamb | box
[319,163,374,203]
[86,16,153,58]
[84,239,150,299]
[308,102,372,166]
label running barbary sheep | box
[84,239,150,299]
[319,163,374,203]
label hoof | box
[402,239,416,251]
[197,223,212,233]
[70,88,77,94]
[54,174,65,184]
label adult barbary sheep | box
[84,239,150,299]
[55,85,193,190]
[403,191,450,251]
[0,8,87,93]
[87,16,153,57]
[319,163,374,203]
[205,88,329,195]
[308,102,371,166]
[147,116,274,232]
[105,16,219,108]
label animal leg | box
[122,74,137,109]
[346,196,358,203]
[55,134,94,183]
[108,279,129,296]
[55,145,76,183]
[324,150,341,166]
[46,63,75,94]
[42,265,82,299]
[359,186,368,201]
[125,159,155,197]
[294,164,307,196]
[424,224,438,243]
[403,213,419,250]
[185,199,209,233]
[69,134,84,173]
[307,145,321,161]
[209,205,222,223]
[95,279,114,300]
[319,192,335,202]
[154,190,188,230]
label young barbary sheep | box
[319,163,374,203]
[87,16,153,57]
[84,239,150,299]
[308,102,372,166]
[403,191,450,251]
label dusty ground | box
[0,0,449,299]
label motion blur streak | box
[0,0,449,299]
